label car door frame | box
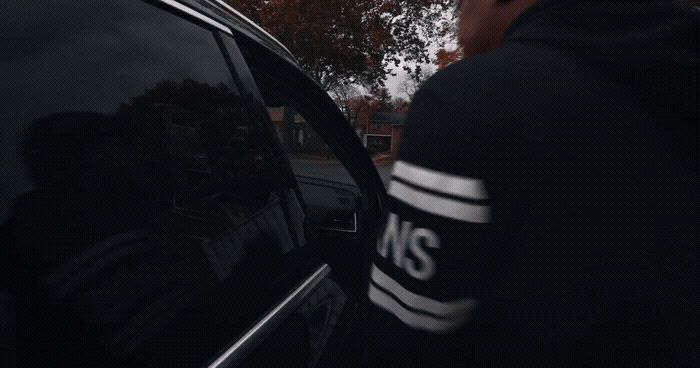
[146,19,347,368]
[226,31,386,225]
[209,21,386,368]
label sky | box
[383,10,458,100]
[385,67,410,99]
[385,62,426,100]
[384,53,440,100]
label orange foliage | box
[225,0,454,90]
[435,48,463,70]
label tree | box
[345,95,374,133]
[435,47,463,70]
[370,87,393,112]
[331,83,362,128]
[226,0,454,91]
[398,64,434,99]
[392,97,410,113]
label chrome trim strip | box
[157,0,232,35]
[208,264,331,368]
[211,0,295,59]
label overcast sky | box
[383,10,457,100]
[384,56,437,100]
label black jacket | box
[361,1,698,367]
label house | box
[363,112,405,156]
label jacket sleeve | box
[366,84,495,336]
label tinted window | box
[1,0,238,220]
[271,105,358,187]
[1,1,298,365]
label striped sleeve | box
[367,86,495,335]
[388,160,490,224]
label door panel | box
[0,1,308,366]
[238,274,347,368]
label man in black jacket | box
[360,1,698,367]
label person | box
[358,0,698,367]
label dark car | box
[0,1,385,366]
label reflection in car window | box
[0,1,293,366]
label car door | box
[214,24,387,368]
[0,1,342,367]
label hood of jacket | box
[503,0,699,168]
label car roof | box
[176,0,297,64]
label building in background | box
[361,112,404,159]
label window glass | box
[269,105,357,187]
[1,1,294,365]
[2,0,277,251]
[243,64,363,237]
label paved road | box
[290,159,393,187]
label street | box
[290,159,394,187]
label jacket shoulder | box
[424,44,608,104]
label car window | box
[217,39,368,368]
[269,105,357,187]
[257,91,362,235]
[1,1,298,365]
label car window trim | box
[209,0,295,59]
[207,263,331,368]
[156,0,232,35]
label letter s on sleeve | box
[404,228,440,280]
